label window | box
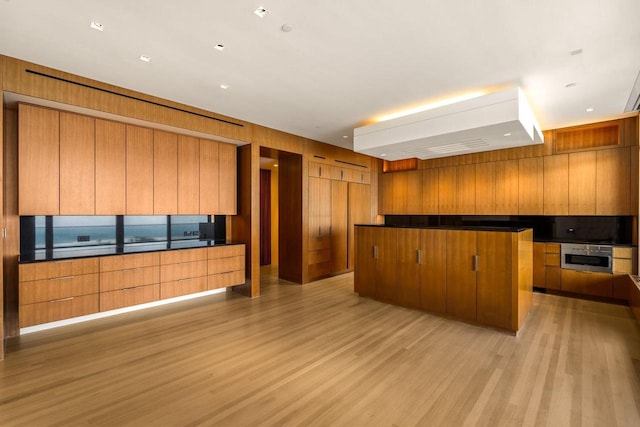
[171,215,208,241]
[124,216,168,244]
[52,216,116,248]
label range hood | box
[353,87,543,161]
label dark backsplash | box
[384,215,634,244]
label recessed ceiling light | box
[273,164,279,168]
[570,49,583,56]
[219,84,229,90]
[565,83,577,88]
[503,133,512,137]
[90,21,104,32]
[380,153,387,157]
[586,107,594,112]
[254,7,268,18]
[139,55,151,63]
[214,44,225,52]
[342,135,349,139]
[281,24,293,32]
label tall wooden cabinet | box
[153,130,178,214]
[126,125,154,215]
[95,119,126,215]
[59,112,95,215]
[308,176,332,278]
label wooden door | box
[374,227,398,303]
[354,226,376,297]
[18,104,59,215]
[348,183,371,270]
[568,151,596,214]
[331,180,348,273]
[456,164,476,214]
[438,166,457,214]
[308,176,331,241]
[199,139,219,214]
[218,142,237,214]
[59,112,95,215]
[476,231,512,329]
[153,130,178,214]
[405,170,423,214]
[95,119,126,215]
[378,173,393,214]
[396,228,421,308]
[494,159,519,214]
[596,148,631,215]
[422,168,439,214]
[475,162,495,215]
[126,125,154,214]
[518,157,543,214]
[543,154,568,215]
[446,230,477,321]
[177,135,200,214]
[419,229,447,313]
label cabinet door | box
[422,168,439,214]
[218,142,237,214]
[543,154,568,215]
[476,231,512,329]
[419,229,447,313]
[456,164,476,214]
[153,130,178,214]
[199,139,219,214]
[177,135,200,214]
[396,228,421,308]
[391,172,408,214]
[495,159,519,214]
[596,148,631,215]
[518,157,543,214]
[475,162,495,215]
[561,270,612,297]
[126,125,154,214]
[446,230,477,321]
[308,176,331,240]
[331,180,348,273]
[354,226,376,297]
[374,227,398,303]
[438,166,457,214]
[348,183,371,270]
[533,242,546,288]
[19,104,59,215]
[405,170,423,214]
[95,119,126,215]
[568,151,596,215]
[378,173,394,214]
[60,112,95,215]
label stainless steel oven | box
[560,243,613,273]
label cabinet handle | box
[417,249,422,265]
[123,286,138,291]
[319,167,322,177]
[373,245,378,259]
[473,255,479,271]
[50,297,74,303]
[341,170,344,180]
[123,268,140,272]
[49,275,74,281]
[178,278,190,282]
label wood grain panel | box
[560,270,613,297]
[494,159,519,214]
[378,173,393,214]
[396,228,421,308]
[405,170,422,214]
[475,162,495,215]
[347,183,371,270]
[596,147,631,215]
[374,227,397,303]
[438,166,457,214]
[545,267,561,290]
[331,180,348,273]
[126,125,154,214]
[456,164,476,214]
[153,130,178,214]
[177,135,200,214]
[160,248,208,265]
[354,226,376,297]
[199,139,219,214]
[568,151,597,215]
[19,258,99,282]
[476,231,512,330]
[19,273,99,305]
[19,294,99,328]
[419,229,447,313]
[160,260,208,282]
[533,242,546,288]
[218,142,237,215]
[208,270,245,289]
[95,119,126,214]
[446,230,477,321]
[59,112,95,214]
[100,266,160,292]
[160,276,207,299]
[208,256,245,274]
[99,252,160,272]
[421,168,439,214]
[208,244,244,258]
[18,104,59,215]
[277,154,302,283]
[518,157,543,214]
[543,154,568,215]
[99,283,160,312]
[555,121,620,152]
[391,172,408,214]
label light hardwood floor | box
[1,267,640,426]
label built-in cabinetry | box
[18,245,245,328]
[307,161,371,281]
[355,225,533,332]
[18,103,237,216]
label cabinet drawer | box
[560,269,613,297]
[208,256,244,274]
[331,166,348,181]
[545,243,561,254]
[160,260,207,282]
[100,283,160,312]
[20,294,99,328]
[545,253,560,267]
[613,257,633,274]
[308,235,331,251]
[309,261,332,278]
[20,273,99,305]
[161,276,207,299]
[308,161,330,178]
[19,258,99,282]
[613,247,634,259]
[100,265,160,292]
[99,252,159,272]
[160,248,207,264]
[545,267,561,290]
[349,170,370,184]
[208,270,244,290]
[309,249,331,264]
[208,244,245,258]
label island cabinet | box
[354,225,533,333]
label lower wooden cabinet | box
[207,245,245,290]
[161,277,207,299]
[100,284,160,312]
[560,270,613,297]
[20,295,99,328]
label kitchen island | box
[354,225,533,333]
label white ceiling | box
[1,0,639,150]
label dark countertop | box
[533,239,635,247]
[20,240,244,264]
[355,224,531,233]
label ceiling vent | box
[354,87,543,161]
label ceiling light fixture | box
[503,133,512,137]
[219,84,229,90]
[376,91,486,122]
[214,44,225,51]
[281,24,293,32]
[254,7,268,18]
[586,107,594,112]
[139,55,151,63]
[342,135,349,139]
[565,83,577,88]
[90,21,104,31]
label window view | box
[124,216,168,244]
[171,215,208,241]
[34,216,46,249]
[52,216,117,248]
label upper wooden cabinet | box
[543,154,568,215]
[568,151,597,215]
[475,162,495,215]
[153,130,178,214]
[126,125,154,215]
[494,159,519,214]
[518,157,543,215]
[199,139,219,214]
[19,104,60,215]
[438,166,457,214]
[177,135,200,214]
[596,147,631,215]
[59,112,95,215]
[422,168,439,214]
[405,170,423,214]
[95,119,126,215]
[218,143,237,215]
[456,164,476,214]
[378,172,394,214]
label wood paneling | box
[218,142,237,214]
[494,159,519,214]
[331,180,348,273]
[126,125,154,214]
[405,170,422,214]
[596,147,631,215]
[100,284,160,312]
[421,168,439,214]
[347,183,371,270]
[390,172,407,214]
[161,277,207,299]
[518,157,543,214]
[476,231,512,329]
[19,294,98,328]
[199,139,219,214]
[176,135,200,214]
[354,226,376,297]
[446,230,477,321]
[18,104,59,215]
[374,227,397,303]
[20,274,99,305]
[396,228,421,308]
[419,229,447,313]
[19,258,99,281]
[543,154,568,215]
[533,242,546,288]
[278,154,303,283]
[95,119,126,214]
[153,130,178,214]
[568,151,597,215]
[475,162,495,215]
[59,112,95,214]
[456,164,476,214]
[100,266,160,292]
[555,121,620,152]
[378,173,393,214]
[438,166,457,214]
[561,270,613,297]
